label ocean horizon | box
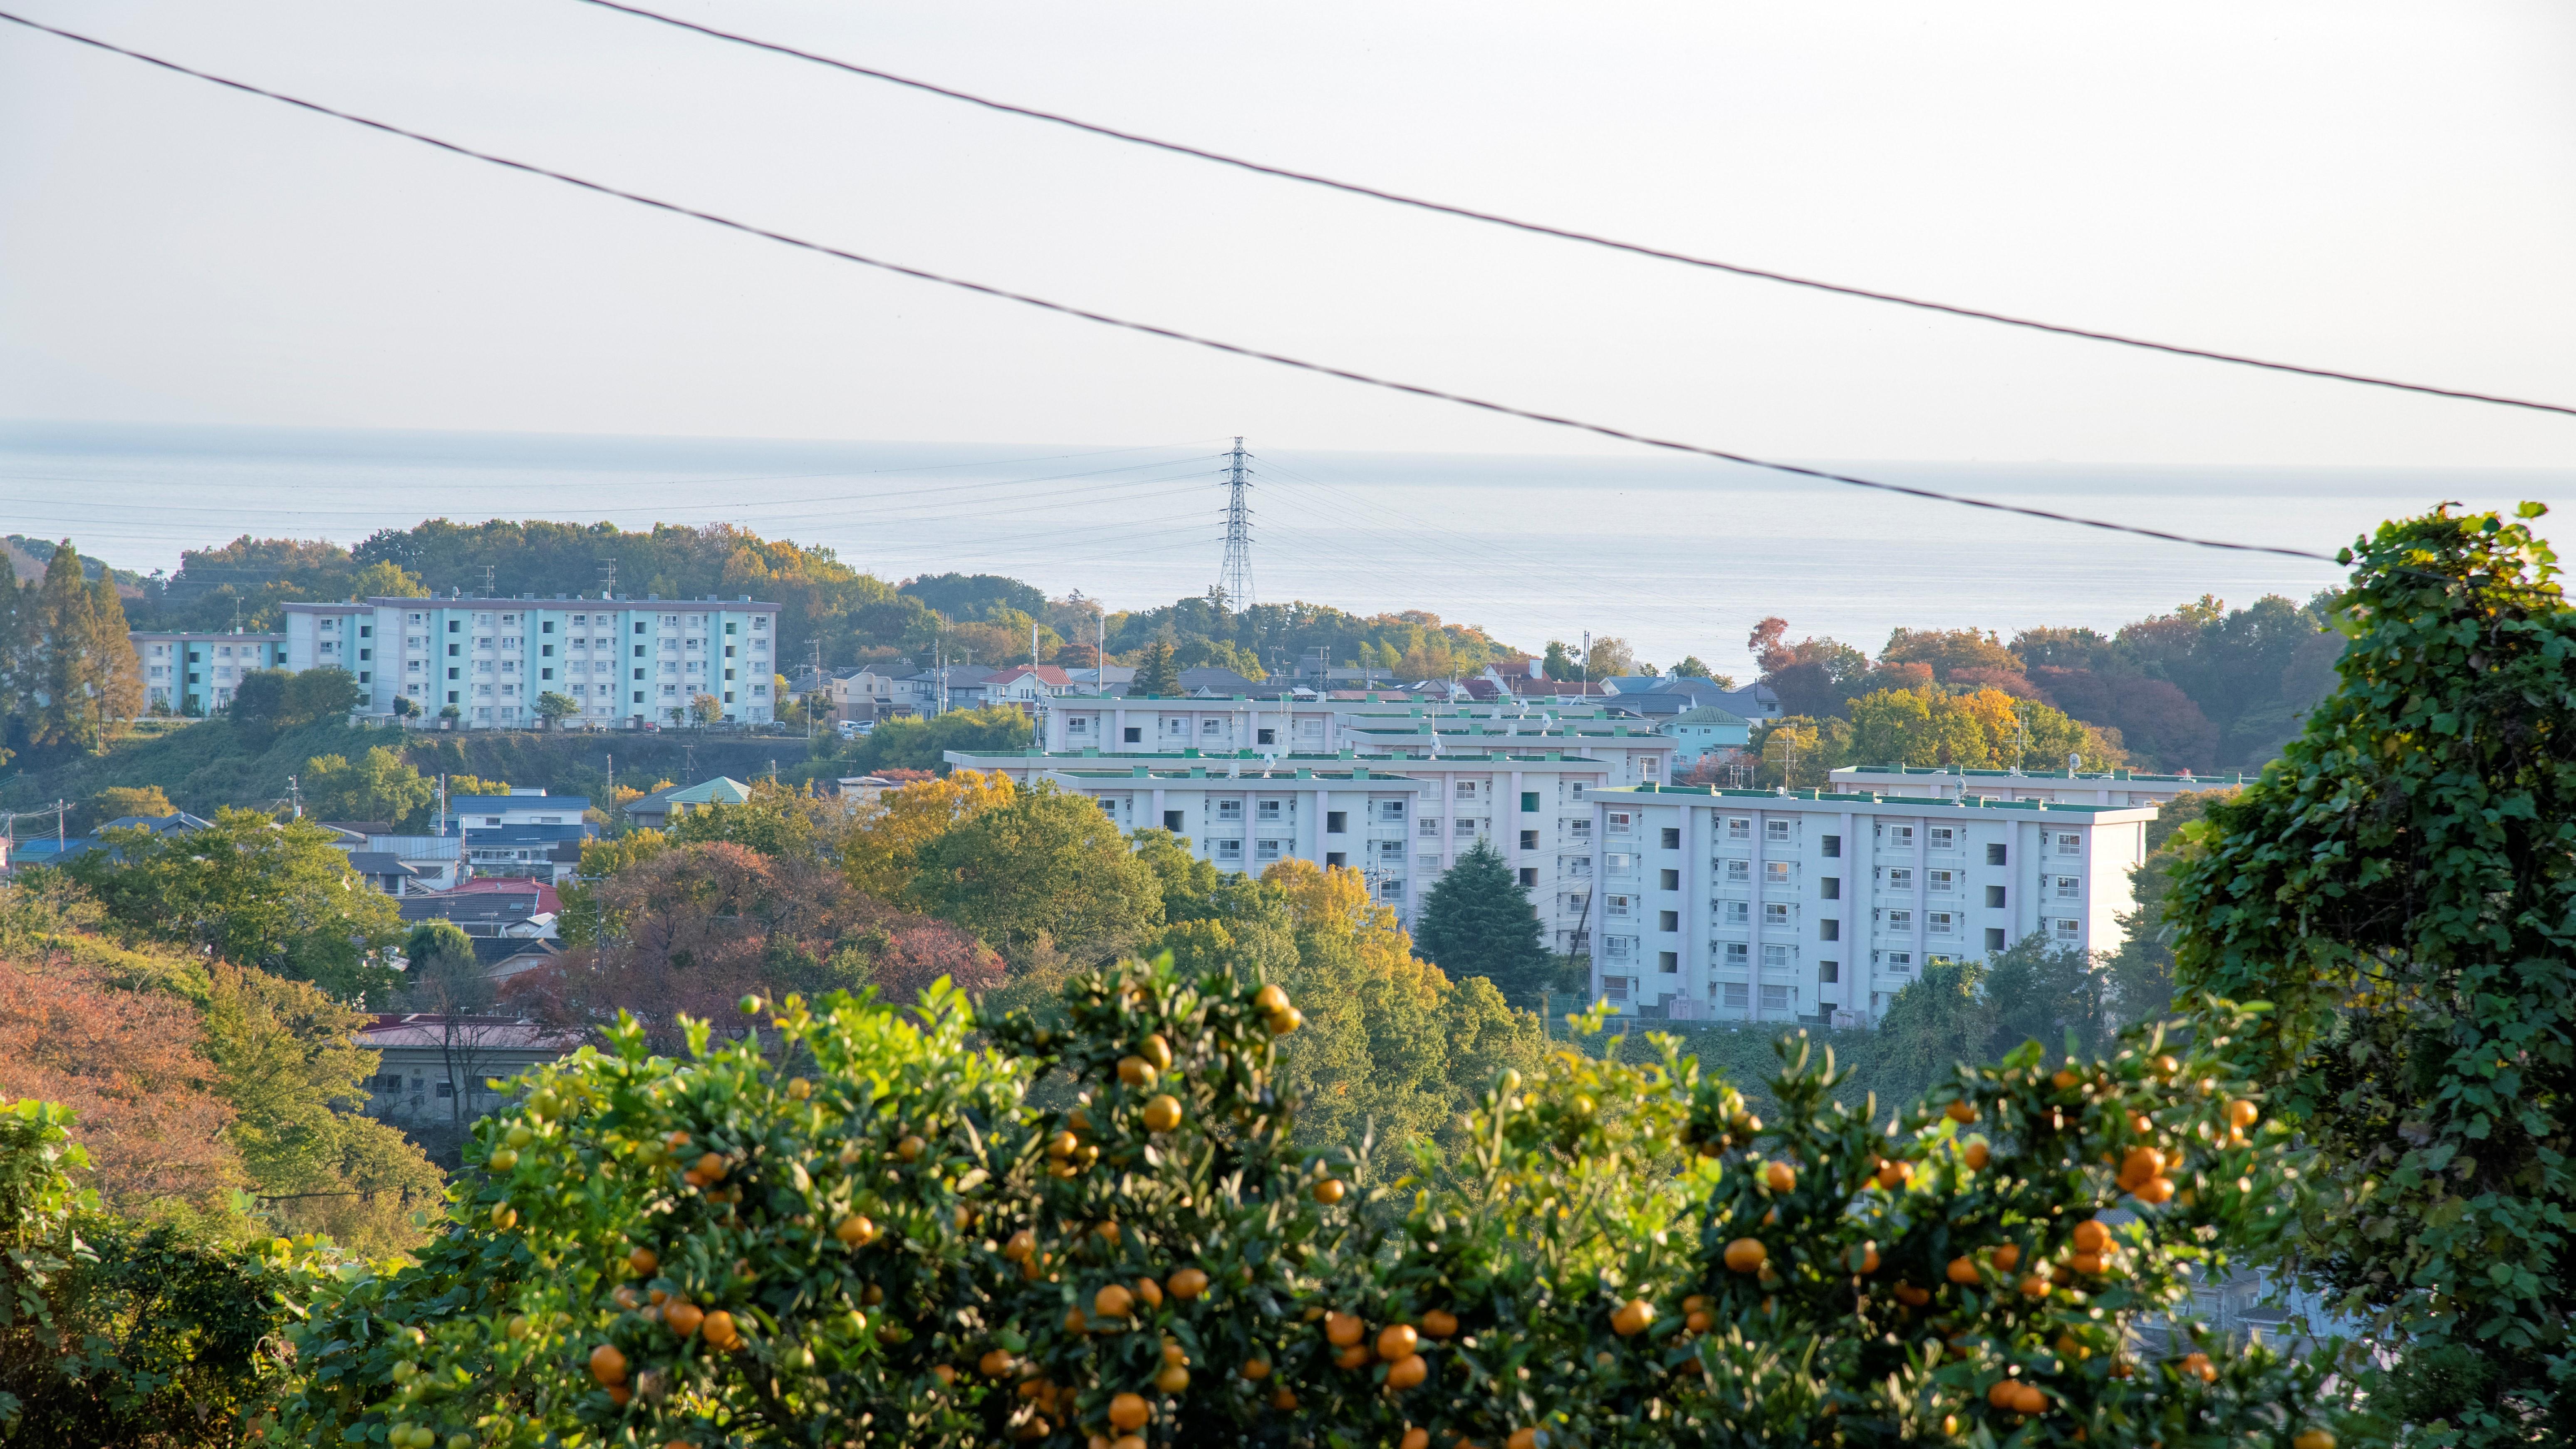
[9,419,2571,678]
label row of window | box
[397,610,769,631]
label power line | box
[569,0,2576,424]
[0,11,2344,566]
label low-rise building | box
[357,1015,580,1128]
[1826,764,2254,808]
[1665,706,1752,768]
[1584,783,2155,1027]
[129,631,288,715]
[280,593,782,729]
[625,776,752,830]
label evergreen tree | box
[32,537,97,751]
[0,552,22,765]
[1411,839,1552,1001]
[1131,639,1180,697]
[86,570,143,740]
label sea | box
[7,419,2571,679]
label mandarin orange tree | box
[272,963,2359,1449]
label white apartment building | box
[282,594,781,728]
[1827,763,2254,808]
[1039,695,1674,788]
[1585,783,2156,1027]
[129,631,288,714]
[946,744,1622,949]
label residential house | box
[357,1015,581,1128]
[983,664,1077,709]
[624,776,753,830]
[1664,706,1752,768]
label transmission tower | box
[1217,437,1255,611]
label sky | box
[6,0,2576,470]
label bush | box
[272,961,2358,1448]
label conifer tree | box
[1131,638,1180,697]
[32,538,96,752]
[85,570,143,741]
[1412,838,1553,1001]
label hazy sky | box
[5,0,2575,468]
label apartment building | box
[945,745,1621,948]
[1585,783,2156,1027]
[282,594,781,728]
[130,631,288,714]
[1826,764,2254,808]
[1038,694,1674,785]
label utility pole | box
[597,559,617,599]
[483,564,496,597]
[1582,630,1593,689]
[1218,437,1254,612]
[287,774,302,820]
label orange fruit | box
[1241,1357,1272,1380]
[701,1310,737,1348]
[1684,1310,1713,1332]
[835,1215,877,1247]
[1987,1381,2019,1409]
[981,1350,1016,1377]
[1335,1344,1372,1369]
[1875,1160,1913,1189]
[896,1136,926,1162]
[1421,1310,1459,1339]
[1853,1245,1881,1275]
[1095,1285,1134,1319]
[2013,1384,2046,1414]
[607,1383,631,1406]
[2228,1099,2259,1129]
[2072,1220,2110,1253]
[664,1301,703,1337]
[1141,1033,1174,1070]
[2071,1253,2104,1276]
[1962,1141,1990,1170]
[1763,1161,1797,1193]
[1945,1100,1978,1124]
[2051,1068,2081,1090]
[2134,1176,2177,1205]
[1144,1095,1183,1132]
[931,1365,956,1386]
[1005,1229,1037,1262]
[1271,1387,1298,1411]
[1156,1365,1190,1393]
[1992,1243,2021,1272]
[1610,1298,1653,1336]
[1118,1057,1157,1087]
[2019,1276,2050,1299]
[1892,1282,1931,1307]
[1064,1308,1088,1334]
[2294,1432,2336,1449]
[2120,1146,2165,1186]
[628,1247,657,1276]
[1135,1278,1164,1309]
[1377,1324,1419,1360]
[589,1344,628,1385]
[1268,1007,1304,1035]
[1946,1257,1979,1286]
[1255,984,1290,1014]
[1313,1178,1347,1205]
[1723,1238,1767,1274]
[1109,1393,1151,1430]
[1325,1312,1365,1347]
[1168,1267,1209,1300]
[1402,1431,1431,1449]
[1508,1430,1541,1449]
[695,1152,728,1181]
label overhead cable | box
[0,10,2343,565]
[570,0,2576,422]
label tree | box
[82,784,174,832]
[1412,840,1552,1003]
[1865,955,1995,1112]
[305,746,436,827]
[1666,656,1735,687]
[688,692,723,726]
[29,538,103,753]
[1753,716,1850,788]
[231,665,359,736]
[1979,932,2114,1062]
[535,690,579,726]
[839,769,1016,900]
[2096,791,2225,1025]
[84,572,143,740]
[392,921,517,1132]
[2166,502,2576,1439]
[903,784,1163,968]
[66,807,404,999]
[1749,617,1872,718]
[838,704,1031,775]
[1130,639,1180,696]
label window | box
[1726,817,1750,840]
[1605,810,1630,835]
[1419,816,1442,837]
[1821,833,1840,858]
[1986,884,2007,908]
[1124,727,1142,743]
[1214,840,1243,863]
[1929,827,1956,851]
[1987,842,2009,865]
[1378,800,1407,822]
[1722,859,1750,884]
[1201,718,1224,736]
[1885,824,1915,848]
[1985,927,2008,951]
[1256,727,1275,745]
[1216,800,1243,821]
[1327,812,1347,834]
[1887,909,1913,932]
[1605,851,1635,873]
[1521,791,1541,812]
[1761,983,1795,1012]
[1660,827,1681,849]
[1722,943,1749,968]
[1928,912,1955,935]
[1765,819,1791,843]
[1721,981,1749,1008]
[1641,756,1659,778]
[1605,935,1635,960]
[436,1081,455,1099]
[1604,974,1631,1001]
[1660,868,1679,890]
[1657,950,1679,973]
[1069,717,1090,735]
[1455,818,1479,838]
[1163,810,1186,833]
[1887,867,1914,890]
[1764,860,1792,887]
[1928,869,1954,894]
[1818,959,1839,983]
[1520,830,1540,850]
[1456,781,1479,800]
[2055,832,2083,857]
[2053,874,2081,899]
[2053,917,2082,942]
[1606,894,1632,919]
[1257,799,1284,822]
[1380,879,1406,902]
[1882,951,1914,973]
[1567,817,1592,840]
[1721,900,1749,926]
[1519,867,1538,887]
[1658,909,1679,931]
[1819,876,1840,900]
[1762,944,1793,971]
[1818,919,1841,942]
[1763,902,1791,928]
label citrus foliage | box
[276,958,2351,1449]
[2165,503,2576,1440]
